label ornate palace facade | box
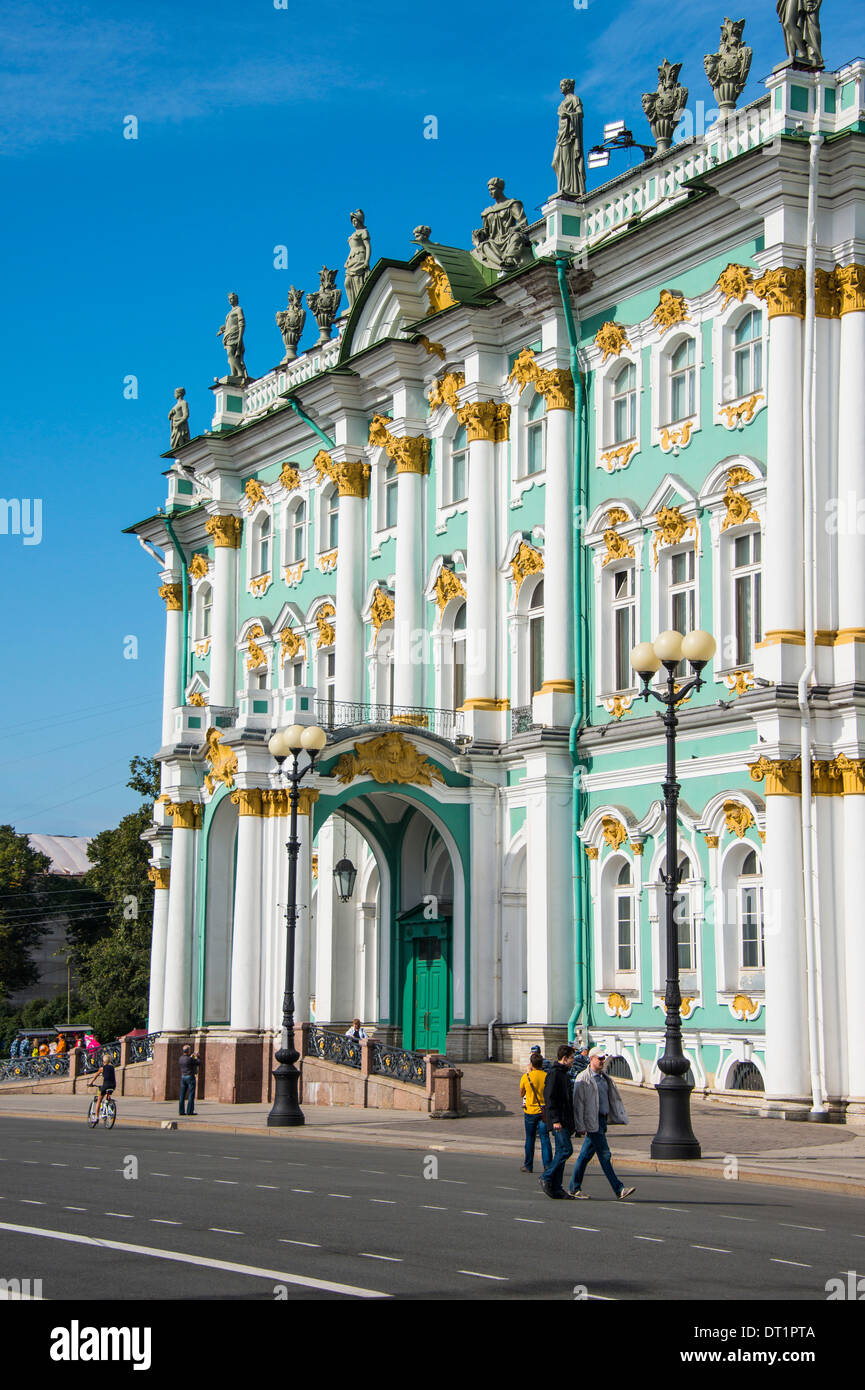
[130,27,865,1110]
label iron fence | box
[370,1040,427,1086]
[315,700,465,744]
[510,706,536,738]
[1,1033,160,1084]
[308,1025,362,1069]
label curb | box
[3,1108,865,1197]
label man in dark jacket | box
[539,1043,576,1199]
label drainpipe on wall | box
[283,395,336,451]
[163,514,190,708]
[799,126,828,1119]
[556,255,589,1044]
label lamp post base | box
[267,1047,305,1127]
[650,1077,701,1160]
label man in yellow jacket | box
[519,1049,553,1174]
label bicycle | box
[87,1089,116,1129]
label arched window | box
[528,579,544,696]
[255,514,271,575]
[449,425,468,505]
[384,461,398,529]
[732,310,763,399]
[452,602,466,710]
[288,500,306,564]
[525,393,546,476]
[668,338,696,422]
[738,848,764,969]
[615,860,635,972]
[611,362,637,444]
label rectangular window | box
[616,896,634,971]
[530,616,544,695]
[451,451,466,503]
[526,422,544,475]
[732,531,762,665]
[611,568,635,692]
[740,884,764,968]
[675,891,694,970]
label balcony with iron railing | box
[315,700,466,746]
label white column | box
[147,870,171,1033]
[525,765,573,1024]
[461,402,503,740]
[313,819,336,1021]
[761,777,809,1100]
[335,484,365,704]
[468,786,498,1029]
[753,286,804,686]
[160,582,183,745]
[394,467,424,707]
[842,773,865,1107]
[161,809,199,1033]
[229,795,263,1031]
[813,307,839,684]
[534,396,574,727]
[293,807,314,1021]
[835,269,865,682]
[209,518,240,708]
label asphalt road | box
[1,1117,863,1301]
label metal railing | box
[316,700,465,744]
[370,1040,428,1086]
[1,1033,160,1084]
[510,706,536,738]
[308,1025,362,1070]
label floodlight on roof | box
[587,149,610,169]
[604,120,626,141]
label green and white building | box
[129,37,865,1110]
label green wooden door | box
[411,936,448,1054]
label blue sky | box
[0,0,860,838]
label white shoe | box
[572,1189,591,1199]
[617,1186,636,1200]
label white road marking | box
[771,1257,811,1267]
[658,1205,689,1213]
[361,1170,386,1175]
[458,1270,507,1281]
[421,1205,447,1211]
[360,1253,403,1262]
[50,1163,68,1168]
[718,1215,755,1222]
[328,1194,352,1199]
[64,1206,86,1212]
[635,1235,664,1242]
[150,1173,171,1178]
[692,1245,730,1254]
[371,1199,395,1205]
[462,1211,487,1216]
[83,1166,101,1171]
[21,1160,38,1164]
[150,1220,181,1226]
[440,1179,466,1185]
[515,1218,544,1224]
[184,1176,203,1182]
[214,1180,238,1185]
[0,1221,389,1298]
[209,1228,243,1235]
[280,1239,320,1248]
[779,1223,824,1232]
[586,1293,617,1301]
[292,1189,313,1194]
[21,1200,45,1205]
[220,1156,241,1161]
[256,1185,278,1190]
[105,1213,134,1219]
[571,1226,600,1232]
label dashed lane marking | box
[692,1245,730,1254]
[150,1220,181,1226]
[515,1218,544,1225]
[209,1228,243,1235]
[717,1215,755,1222]
[82,1166,101,1171]
[291,1189,313,1194]
[214,1180,239,1185]
[359,1253,403,1262]
[0,1221,389,1298]
[421,1205,447,1211]
[256,1185,279,1190]
[462,1211,488,1216]
[779,1223,824,1232]
[634,1235,664,1242]
[458,1270,507,1281]
[327,1194,352,1199]
[50,1163,68,1167]
[771,1258,811,1267]
[63,1206,86,1212]
[370,1199,395,1205]
[658,1206,689,1213]
[150,1173,171,1178]
[280,1239,320,1248]
[21,1200,45,1205]
[440,1179,466,1185]
[571,1226,600,1233]
[105,1213,134,1219]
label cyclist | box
[88,1051,117,1117]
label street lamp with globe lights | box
[630,627,716,1159]
[266,722,327,1127]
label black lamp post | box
[266,721,327,1127]
[630,627,716,1160]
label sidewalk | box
[3,1063,865,1198]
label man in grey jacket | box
[568,1047,636,1200]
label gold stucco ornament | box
[316,604,336,648]
[723,800,754,838]
[204,727,238,795]
[716,263,754,308]
[511,541,544,598]
[594,322,631,362]
[246,624,267,670]
[601,815,627,850]
[434,567,466,616]
[331,731,445,788]
[428,372,466,415]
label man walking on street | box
[539,1043,576,1199]
[178,1045,199,1117]
[519,1049,552,1174]
[569,1047,635,1200]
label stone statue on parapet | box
[641,59,689,154]
[307,266,342,346]
[344,209,372,309]
[413,225,432,242]
[216,292,248,381]
[704,18,753,116]
[776,0,823,68]
[552,79,586,198]
[168,387,190,451]
[471,178,532,273]
[276,286,306,363]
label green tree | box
[0,826,51,1000]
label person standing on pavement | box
[569,1047,635,1200]
[519,1051,552,1174]
[528,1044,553,1074]
[572,1044,590,1075]
[178,1045,199,1116]
[539,1043,577,1199]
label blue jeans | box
[541,1125,574,1190]
[179,1075,196,1115]
[523,1113,552,1172]
[569,1115,623,1195]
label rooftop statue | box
[776,0,823,68]
[168,387,190,451]
[344,209,372,309]
[471,178,531,273]
[307,266,342,346]
[642,58,689,154]
[413,225,432,242]
[704,18,753,115]
[216,292,248,382]
[276,286,306,363]
[552,79,586,198]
